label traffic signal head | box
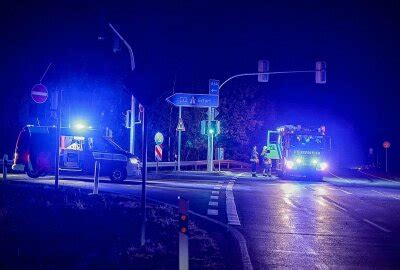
[315,61,327,84]
[258,60,269,82]
[201,120,221,135]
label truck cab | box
[266,125,330,180]
[12,126,140,182]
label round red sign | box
[383,141,391,149]
[31,84,48,104]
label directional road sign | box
[166,93,219,108]
[209,79,220,95]
[31,84,48,104]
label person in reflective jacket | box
[250,146,259,177]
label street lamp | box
[108,23,147,247]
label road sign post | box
[130,95,136,154]
[178,197,189,270]
[383,141,390,173]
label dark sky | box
[1,0,400,166]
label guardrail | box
[146,159,251,170]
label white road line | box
[371,190,400,201]
[283,197,296,207]
[328,172,351,183]
[320,197,348,212]
[338,188,352,195]
[209,201,219,206]
[210,195,219,200]
[212,191,220,195]
[226,181,241,226]
[207,209,219,216]
[213,186,221,190]
[362,218,391,233]
[359,170,398,183]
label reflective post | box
[93,160,100,194]
[178,197,189,270]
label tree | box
[217,83,276,161]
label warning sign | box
[176,118,185,131]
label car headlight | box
[320,162,328,170]
[130,157,139,164]
[286,160,294,169]
[312,159,318,165]
[295,158,303,164]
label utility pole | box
[54,88,62,190]
[141,106,147,247]
[129,95,136,154]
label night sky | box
[1,1,400,167]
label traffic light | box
[201,120,220,135]
[258,60,269,82]
[315,61,327,84]
[179,213,189,234]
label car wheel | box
[25,162,41,178]
[110,167,127,182]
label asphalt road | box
[4,169,400,269]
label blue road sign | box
[209,79,220,95]
[166,93,219,108]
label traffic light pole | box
[177,106,182,171]
[207,107,214,172]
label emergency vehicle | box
[12,125,140,182]
[266,125,331,180]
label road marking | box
[362,218,391,233]
[328,172,351,183]
[320,197,348,212]
[209,201,218,206]
[359,170,398,183]
[213,186,221,190]
[226,180,241,225]
[212,191,219,195]
[207,209,219,216]
[338,188,352,195]
[283,197,296,207]
[210,195,219,200]
[371,189,400,200]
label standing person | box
[261,146,272,177]
[250,146,259,177]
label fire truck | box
[266,125,331,180]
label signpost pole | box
[178,106,182,172]
[55,89,62,190]
[385,148,388,173]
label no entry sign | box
[31,84,48,104]
[383,141,391,149]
